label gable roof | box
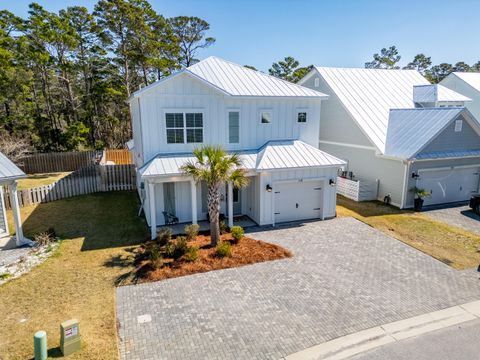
[132,56,328,99]
[383,107,476,160]
[450,72,480,92]
[306,67,431,152]
[139,140,345,178]
[0,152,26,182]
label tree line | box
[0,0,214,152]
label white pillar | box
[9,182,25,246]
[190,180,197,225]
[227,182,234,228]
[148,182,156,240]
[0,185,9,235]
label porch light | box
[412,172,420,179]
[266,184,272,192]
[329,179,336,186]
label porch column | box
[148,181,156,240]
[227,182,234,228]
[190,180,197,224]
[9,182,25,246]
[0,185,9,235]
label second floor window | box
[166,112,203,144]
[228,111,240,143]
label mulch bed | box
[135,233,293,282]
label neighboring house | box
[128,56,345,239]
[299,67,480,208]
[0,152,29,246]
[441,72,480,121]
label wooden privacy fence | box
[336,176,379,202]
[3,164,136,209]
[102,149,133,165]
[21,151,101,174]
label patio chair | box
[162,211,179,225]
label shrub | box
[166,236,188,260]
[184,246,199,262]
[216,241,232,258]
[184,224,200,241]
[219,220,228,234]
[230,226,244,244]
[148,245,163,269]
[33,231,56,246]
[157,227,172,246]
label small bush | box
[33,231,56,246]
[216,241,232,258]
[219,220,228,234]
[157,227,172,246]
[230,226,244,244]
[148,245,163,269]
[166,236,189,260]
[184,246,199,262]
[184,224,200,241]
[0,272,11,280]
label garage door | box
[418,167,480,206]
[274,180,323,223]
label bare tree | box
[0,134,32,166]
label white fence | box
[336,176,379,202]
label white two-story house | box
[128,57,345,238]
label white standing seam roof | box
[256,140,345,170]
[436,85,472,102]
[0,151,26,182]
[384,107,466,160]
[139,140,345,178]
[131,56,328,99]
[313,67,431,152]
[413,84,471,103]
[452,72,480,92]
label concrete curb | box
[282,300,480,360]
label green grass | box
[17,172,71,190]
[337,196,480,269]
[0,191,149,360]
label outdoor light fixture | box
[329,179,336,186]
[266,184,272,192]
[412,172,420,179]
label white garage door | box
[418,167,480,206]
[274,180,324,223]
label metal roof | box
[313,67,431,152]
[0,151,26,182]
[451,72,480,92]
[413,84,471,103]
[415,149,480,160]
[256,140,345,170]
[384,107,466,160]
[132,57,328,99]
[140,140,344,178]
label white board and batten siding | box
[132,73,322,164]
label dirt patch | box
[135,234,293,282]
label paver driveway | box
[116,217,480,360]
[423,204,480,235]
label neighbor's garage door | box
[418,167,480,206]
[274,180,323,223]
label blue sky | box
[4,0,480,71]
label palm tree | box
[181,145,248,246]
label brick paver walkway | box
[116,217,480,360]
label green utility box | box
[60,319,81,356]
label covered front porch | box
[161,215,257,235]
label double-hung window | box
[228,111,240,143]
[165,112,203,144]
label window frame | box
[259,109,273,124]
[185,112,203,143]
[165,112,185,144]
[164,109,204,144]
[296,109,308,124]
[227,109,240,144]
[454,119,463,132]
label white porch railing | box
[336,176,379,202]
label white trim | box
[413,154,480,162]
[227,182,234,228]
[149,182,156,240]
[190,180,197,225]
[400,162,410,209]
[417,164,480,173]
[0,185,9,235]
[163,109,205,145]
[319,140,377,151]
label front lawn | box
[0,192,148,360]
[337,196,480,269]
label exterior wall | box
[130,98,144,168]
[406,157,480,208]
[134,73,322,163]
[418,117,480,155]
[0,187,7,234]
[258,167,338,226]
[441,75,480,122]
[301,74,373,147]
[320,143,406,207]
